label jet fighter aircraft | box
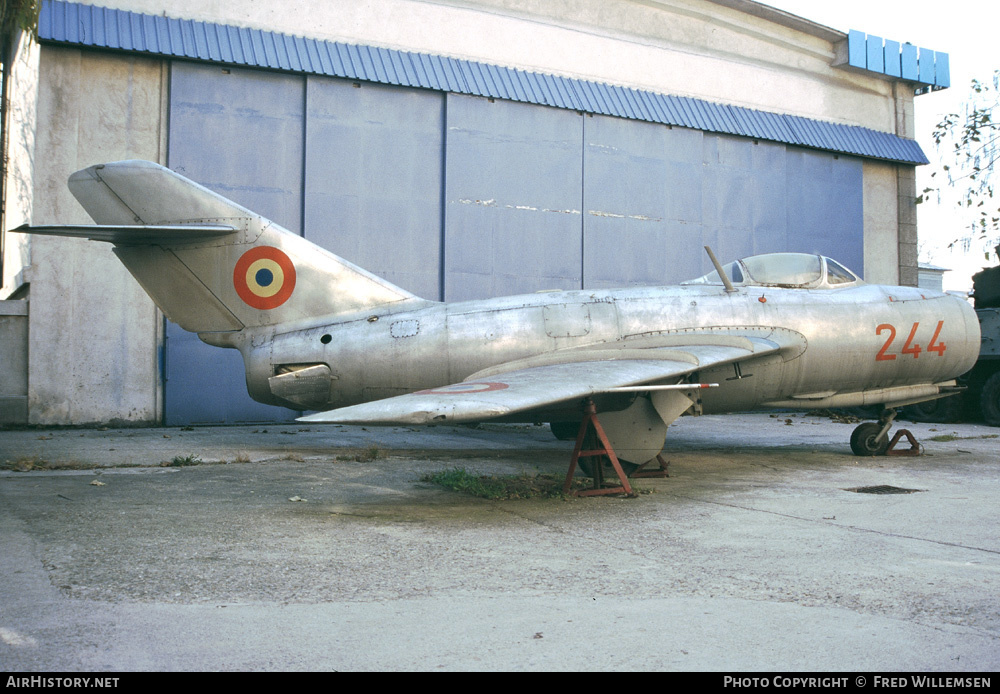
[18,161,982,468]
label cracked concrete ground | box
[1,413,998,671]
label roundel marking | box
[415,382,510,395]
[234,246,296,310]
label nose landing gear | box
[850,408,922,456]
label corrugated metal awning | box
[38,0,929,165]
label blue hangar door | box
[164,63,444,424]
[163,62,864,425]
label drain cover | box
[846,485,921,494]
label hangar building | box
[0,0,949,426]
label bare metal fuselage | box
[21,161,982,463]
[242,281,979,420]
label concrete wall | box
[2,31,39,295]
[26,47,167,424]
[862,161,901,286]
[0,300,28,424]
[1,32,39,426]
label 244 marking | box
[876,321,946,361]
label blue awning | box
[38,0,929,165]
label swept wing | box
[299,337,783,425]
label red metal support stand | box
[563,399,636,497]
[885,429,922,456]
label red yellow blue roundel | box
[233,246,296,310]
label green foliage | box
[352,444,381,462]
[164,454,203,467]
[1,455,46,471]
[920,70,1000,256]
[1,0,41,42]
[422,467,582,500]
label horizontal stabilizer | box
[14,223,236,245]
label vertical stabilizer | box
[51,161,422,333]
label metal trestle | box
[563,399,637,497]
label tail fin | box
[19,160,420,333]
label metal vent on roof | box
[37,0,929,166]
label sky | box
[757,0,1000,290]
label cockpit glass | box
[683,261,743,286]
[682,252,862,288]
[741,253,822,286]
[825,258,859,285]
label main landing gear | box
[561,399,671,497]
[849,408,921,456]
[562,400,636,498]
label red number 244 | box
[876,321,946,361]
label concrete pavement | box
[1,413,998,671]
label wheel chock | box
[885,429,922,456]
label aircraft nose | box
[951,294,982,375]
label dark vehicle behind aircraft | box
[906,253,1000,426]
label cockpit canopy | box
[683,253,862,289]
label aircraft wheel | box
[549,421,581,441]
[573,398,666,478]
[576,458,640,479]
[850,422,890,456]
[980,371,1000,427]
